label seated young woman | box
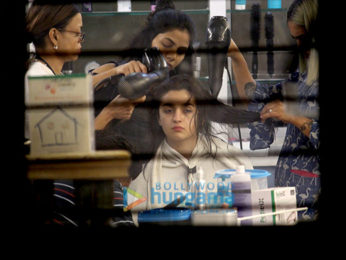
[128,74,255,213]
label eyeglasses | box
[59,29,85,42]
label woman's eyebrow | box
[184,101,195,106]
[161,101,194,107]
[184,97,195,106]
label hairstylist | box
[92,0,194,89]
[25,2,144,135]
[91,0,196,133]
[25,2,87,144]
[25,2,136,227]
[247,0,320,221]
[25,3,83,77]
[93,0,254,86]
[93,0,255,139]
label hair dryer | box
[94,48,168,114]
[117,69,169,100]
[141,47,168,72]
[206,16,231,98]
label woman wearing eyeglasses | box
[26,4,83,76]
[25,3,135,228]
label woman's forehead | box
[160,89,195,105]
[154,29,190,47]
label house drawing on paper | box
[35,107,78,147]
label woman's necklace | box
[35,55,63,75]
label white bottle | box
[230,165,252,224]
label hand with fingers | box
[94,94,146,130]
[114,60,148,76]
[92,60,148,88]
[107,94,146,120]
[260,100,293,123]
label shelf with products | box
[81,9,209,16]
[81,8,287,17]
[227,8,287,13]
[74,0,293,80]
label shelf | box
[81,9,209,16]
[198,77,285,84]
[26,150,131,180]
[81,8,287,17]
[227,8,287,13]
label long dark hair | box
[148,74,213,152]
[148,74,261,153]
[127,0,196,75]
[119,74,260,179]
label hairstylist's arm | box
[92,60,148,88]
[94,94,146,130]
[227,39,256,104]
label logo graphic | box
[45,84,56,94]
[123,187,146,212]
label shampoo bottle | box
[231,165,252,224]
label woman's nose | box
[173,109,183,122]
[165,49,176,61]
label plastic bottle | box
[230,165,252,224]
[235,0,246,10]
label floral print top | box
[248,72,320,221]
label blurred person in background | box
[247,0,320,221]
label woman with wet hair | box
[128,74,254,213]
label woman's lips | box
[172,126,184,131]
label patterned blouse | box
[248,72,320,221]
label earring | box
[54,45,58,50]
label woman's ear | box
[48,28,59,48]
